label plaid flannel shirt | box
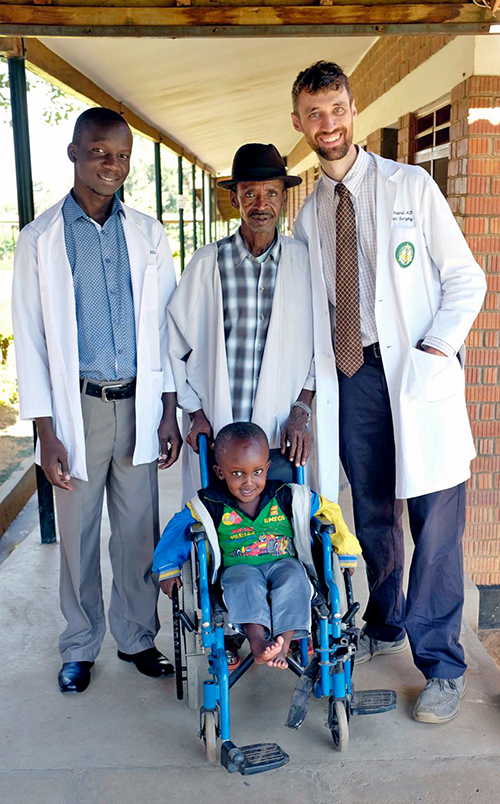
[217,228,281,422]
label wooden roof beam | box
[0,36,23,56]
[0,5,494,38]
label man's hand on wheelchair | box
[186,409,213,453]
[280,407,312,467]
[160,577,183,599]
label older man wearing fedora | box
[167,143,316,665]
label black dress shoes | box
[58,661,94,693]
[117,646,174,678]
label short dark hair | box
[292,61,352,114]
[72,107,130,145]
[214,422,269,463]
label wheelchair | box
[171,435,396,775]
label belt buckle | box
[373,343,381,359]
[101,384,122,402]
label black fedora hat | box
[217,143,302,190]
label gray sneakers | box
[355,631,408,665]
[413,675,467,723]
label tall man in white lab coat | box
[291,61,486,723]
[12,108,182,693]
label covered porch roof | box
[0,0,495,174]
[34,36,375,174]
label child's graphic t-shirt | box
[217,497,295,567]
[152,478,362,583]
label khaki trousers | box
[55,389,160,662]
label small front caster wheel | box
[329,698,349,751]
[202,710,217,763]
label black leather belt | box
[80,378,136,402]
[363,342,381,358]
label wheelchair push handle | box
[198,433,210,489]
[295,465,305,486]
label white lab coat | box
[167,237,319,502]
[12,195,177,481]
[295,154,487,500]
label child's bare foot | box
[253,635,284,664]
[243,624,285,664]
[266,643,289,669]
[266,629,295,669]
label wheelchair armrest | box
[190,522,207,544]
[311,515,335,536]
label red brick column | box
[448,76,500,585]
[397,113,416,164]
[366,129,383,155]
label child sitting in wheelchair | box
[154,422,361,669]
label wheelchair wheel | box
[182,557,202,710]
[182,557,197,655]
[202,710,218,764]
[171,585,184,700]
[329,698,349,752]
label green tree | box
[1,57,76,125]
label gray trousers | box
[221,558,312,638]
[55,389,160,662]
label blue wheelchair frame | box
[172,435,396,772]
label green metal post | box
[192,163,197,253]
[207,175,212,243]
[8,54,56,545]
[213,176,218,241]
[178,155,185,273]
[154,141,163,223]
[201,170,206,245]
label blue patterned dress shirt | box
[63,192,137,381]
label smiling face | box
[214,437,271,508]
[68,120,132,199]
[230,180,286,240]
[291,85,357,165]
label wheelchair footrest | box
[350,688,397,716]
[220,741,290,775]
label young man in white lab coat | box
[291,61,486,723]
[12,108,182,693]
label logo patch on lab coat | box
[395,241,415,268]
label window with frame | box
[414,101,451,197]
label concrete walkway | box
[1,461,500,804]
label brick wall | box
[447,76,500,586]
[286,166,317,232]
[366,129,383,154]
[349,35,455,114]
[397,113,416,164]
